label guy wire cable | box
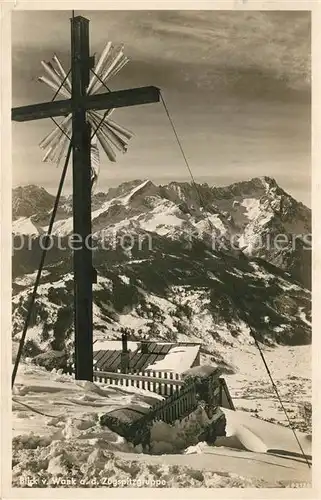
[159,91,311,469]
[160,92,215,234]
[248,325,311,469]
[12,141,73,388]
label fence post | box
[146,371,151,392]
[160,372,164,396]
[155,371,159,395]
[164,372,168,396]
[152,371,156,393]
[169,372,174,396]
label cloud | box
[11,10,310,205]
[12,10,310,94]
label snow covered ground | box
[11,345,312,488]
[224,344,311,432]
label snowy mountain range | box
[12,177,311,367]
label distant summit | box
[12,177,310,287]
[12,185,55,219]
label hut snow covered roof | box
[93,340,201,374]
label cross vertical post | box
[11,13,161,387]
[71,15,93,381]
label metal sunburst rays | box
[38,42,134,187]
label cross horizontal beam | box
[12,85,160,122]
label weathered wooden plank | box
[108,352,122,372]
[12,86,160,122]
[86,86,161,113]
[97,350,118,370]
[71,15,93,382]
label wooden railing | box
[148,379,198,423]
[99,370,235,446]
[144,374,233,426]
[93,368,235,412]
[93,369,183,396]
[114,379,200,447]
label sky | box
[12,10,311,206]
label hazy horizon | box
[12,10,311,206]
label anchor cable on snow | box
[12,397,62,419]
[249,327,311,469]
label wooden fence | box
[144,374,233,426]
[99,370,235,446]
[93,369,183,396]
[93,368,235,412]
[148,379,198,423]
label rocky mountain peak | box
[106,180,150,200]
[12,177,311,287]
[12,184,56,220]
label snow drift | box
[12,361,312,488]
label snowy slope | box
[12,259,311,371]
[11,236,311,381]
[12,217,39,236]
[12,359,311,488]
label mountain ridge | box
[11,177,311,365]
[12,177,311,287]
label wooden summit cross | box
[12,15,160,381]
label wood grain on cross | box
[12,15,160,381]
